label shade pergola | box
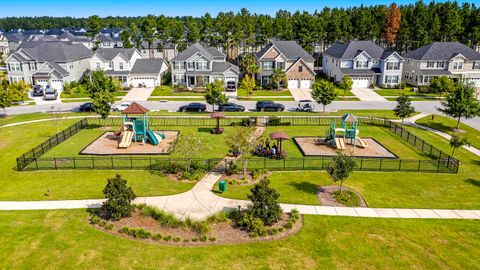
[210,112,225,134]
[269,132,289,153]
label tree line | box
[1,1,479,54]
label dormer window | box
[386,62,400,70]
[426,61,434,68]
[298,66,303,72]
[96,62,101,70]
[436,61,444,68]
[473,61,480,70]
[119,62,124,70]
[452,61,463,70]
[187,62,195,69]
[356,61,368,68]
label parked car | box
[78,102,95,112]
[32,85,44,97]
[218,102,245,112]
[295,100,315,112]
[256,100,285,112]
[178,103,207,112]
[225,81,237,92]
[113,102,131,111]
[43,88,58,100]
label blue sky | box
[0,0,471,18]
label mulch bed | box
[294,137,397,158]
[91,209,303,246]
[317,186,367,207]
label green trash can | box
[219,180,227,193]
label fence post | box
[54,157,57,170]
[417,160,421,172]
[437,158,441,173]
[35,158,38,171]
[360,158,363,170]
[92,157,95,169]
[321,156,324,170]
[264,157,266,170]
[302,157,305,170]
[149,157,152,169]
[379,158,382,171]
[283,158,286,170]
[73,157,76,169]
[111,156,114,169]
[398,159,402,171]
[130,156,133,169]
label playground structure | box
[325,113,368,150]
[118,102,165,148]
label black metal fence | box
[16,119,88,171]
[15,116,459,173]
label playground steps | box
[335,138,346,150]
[357,137,368,148]
[118,131,134,148]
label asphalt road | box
[5,100,480,129]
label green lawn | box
[375,88,439,97]
[61,90,127,99]
[236,97,296,101]
[0,120,194,200]
[0,210,478,269]
[416,114,480,150]
[148,97,206,101]
[151,85,205,96]
[237,88,293,97]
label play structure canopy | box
[122,102,150,115]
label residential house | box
[323,41,404,88]
[4,32,26,51]
[5,41,93,89]
[91,48,168,87]
[139,39,177,61]
[58,32,93,49]
[97,34,123,49]
[402,42,480,87]
[171,43,239,88]
[90,48,142,85]
[256,41,315,89]
[0,34,9,59]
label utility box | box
[219,180,227,193]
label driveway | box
[122,87,154,102]
[289,88,312,101]
[350,88,387,101]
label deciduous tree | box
[393,94,416,125]
[327,152,356,195]
[438,82,480,129]
[102,174,136,221]
[312,80,338,112]
[204,80,228,111]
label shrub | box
[119,226,130,234]
[142,205,184,228]
[183,239,190,242]
[173,236,182,242]
[105,223,114,230]
[199,235,208,242]
[163,235,172,241]
[131,228,151,239]
[209,237,217,241]
[191,237,198,242]
[267,228,279,235]
[247,178,282,225]
[90,215,101,225]
[278,227,284,232]
[283,221,293,230]
[290,209,300,221]
[152,233,163,241]
[206,211,228,223]
[238,212,267,237]
[191,221,211,235]
[225,160,238,176]
[102,174,136,221]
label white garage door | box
[51,80,63,90]
[300,79,312,89]
[225,76,237,83]
[132,77,156,87]
[352,77,370,88]
[35,79,49,87]
[288,79,299,89]
[466,78,480,87]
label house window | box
[187,62,195,69]
[261,75,270,85]
[119,62,124,70]
[109,62,112,68]
[196,61,208,70]
[473,61,480,70]
[385,75,399,84]
[386,62,400,70]
[452,62,463,70]
[8,63,21,71]
[436,61,445,68]
[298,66,303,72]
[10,76,23,83]
[277,62,285,70]
[174,75,185,84]
[262,61,274,70]
[173,62,185,69]
[96,62,101,70]
[356,61,368,68]
[426,61,434,68]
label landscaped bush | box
[267,116,291,126]
[333,190,361,207]
[247,178,282,225]
[238,212,267,237]
[102,174,136,221]
[225,160,238,176]
[142,205,185,228]
[119,227,152,239]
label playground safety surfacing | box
[80,131,179,155]
[293,137,397,158]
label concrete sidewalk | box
[122,87,154,102]
[289,88,312,101]
[1,171,479,220]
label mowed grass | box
[237,88,293,96]
[0,120,194,200]
[151,85,205,96]
[219,124,480,209]
[416,114,480,150]
[0,210,478,269]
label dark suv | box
[225,81,237,92]
[256,100,285,112]
[178,103,207,112]
[79,102,95,112]
[218,102,245,112]
[32,85,44,97]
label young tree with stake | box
[393,94,416,125]
[449,133,468,158]
[438,82,480,129]
[327,152,356,195]
[311,80,338,112]
[204,80,228,111]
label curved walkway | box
[1,172,479,220]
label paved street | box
[4,100,480,129]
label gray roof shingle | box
[95,48,138,61]
[171,43,225,62]
[19,41,93,62]
[324,41,393,60]
[257,41,314,61]
[404,42,480,61]
[212,62,239,74]
[130,59,165,75]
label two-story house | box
[171,43,239,88]
[402,42,480,87]
[256,41,315,89]
[139,39,177,61]
[91,48,168,87]
[323,41,404,88]
[4,32,26,52]
[0,34,9,59]
[5,41,93,89]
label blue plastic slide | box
[145,129,159,145]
